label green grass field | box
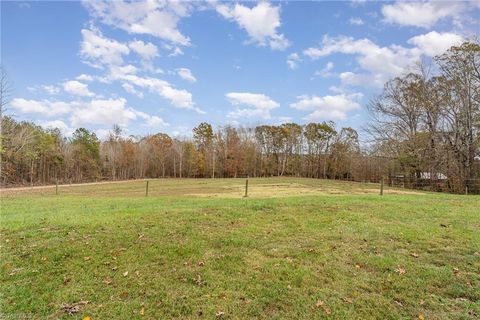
[1,178,479,319]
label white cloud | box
[12,96,168,129]
[287,53,301,70]
[381,1,466,28]
[176,68,197,83]
[128,40,159,60]
[131,109,169,127]
[80,28,130,67]
[349,17,364,25]
[290,93,362,121]
[122,83,144,98]
[303,32,464,88]
[110,72,202,113]
[63,80,95,97]
[39,120,73,135]
[407,31,464,56]
[11,98,71,116]
[42,85,61,95]
[216,2,290,50]
[226,92,279,119]
[76,74,95,82]
[83,0,192,46]
[70,98,168,128]
[315,61,334,78]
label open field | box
[1,178,479,319]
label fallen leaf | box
[453,267,459,275]
[394,300,403,307]
[41,257,47,261]
[83,257,91,261]
[198,261,205,267]
[395,266,406,275]
[315,300,324,308]
[342,297,353,304]
[61,301,89,315]
[123,271,128,277]
[139,307,144,316]
[135,270,140,276]
[418,315,425,320]
[215,311,225,318]
[103,277,112,285]
[63,276,71,285]
[83,317,92,320]
[410,252,419,258]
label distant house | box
[419,172,448,180]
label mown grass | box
[1,178,479,319]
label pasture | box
[1,178,479,319]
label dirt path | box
[0,179,149,192]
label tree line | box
[0,41,479,193]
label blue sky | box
[2,1,479,139]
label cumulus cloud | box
[381,1,466,28]
[128,40,159,60]
[216,2,290,50]
[83,0,192,46]
[315,61,334,78]
[290,93,362,121]
[226,92,279,119]
[12,96,168,129]
[63,80,95,97]
[76,74,95,82]
[176,68,197,83]
[109,71,203,113]
[69,98,167,127]
[38,120,74,135]
[11,98,71,116]
[303,32,464,87]
[407,31,464,57]
[28,85,61,95]
[349,17,364,25]
[80,28,130,67]
[287,53,301,70]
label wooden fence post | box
[145,180,149,197]
[465,185,468,195]
[380,177,384,196]
[244,177,249,198]
[56,180,59,195]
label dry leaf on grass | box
[61,300,89,315]
[395,266,406,275]
[410,252,419,258]
[123,271,128,277]
[216,311,225,318]
[140,307,145,316]
[103,277,112,285]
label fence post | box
[145,180,149,197]
[465,185,468,195]
[56,180,59,195]
[380,177,384,196]
[244,177,249,198]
